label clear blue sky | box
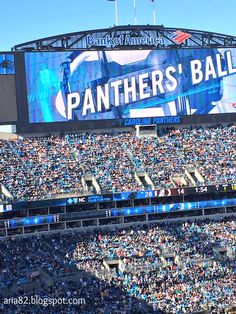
[0,0,235,51]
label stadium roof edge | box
[11,25,236,51]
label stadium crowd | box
[0,136,84,200]
[0,217,235,313]
[0,125,235,201]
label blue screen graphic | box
[25,48,236,123]
[0,54,15,75]
[9,215,55,228]
[111,197,234,217]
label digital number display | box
[231,184,236,191]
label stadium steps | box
[0,183,13,201]
[135,171,154,189]
[82,175,101,194]
[213,246,235,260]
[185,166,205,186]
[170,175,188,187]
[124,144,153,190]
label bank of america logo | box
[169,30,191,44]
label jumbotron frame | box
[12,25,236,51]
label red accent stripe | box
[175,33,191,44]
[175,31,184,35]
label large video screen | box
[25,48,236,123]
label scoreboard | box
[66,183,236,205]
[1,182,235,232]
[1,195,236,230]
[5,182,236,211]
[9,47,236,133]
